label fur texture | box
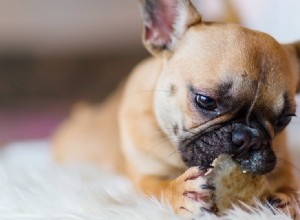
[0,135,299,220]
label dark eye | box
[195,94,217,111]
[275,114,296,131]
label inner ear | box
[140,0,201,56]
[143,0,176,49]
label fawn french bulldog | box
[53,0,300,218]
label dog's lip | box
[263,153,277,173]
[234,149,276,175]
[239,160,276,175]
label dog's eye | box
[195,94,217,111]
[274,113,296,132]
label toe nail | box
[201,184,216,190]
[198,166,207,171]
[200,207,214,213]
[198,165,214,171]
[268,198,282,206]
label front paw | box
[167,167,216,218]
[268,192,299,219]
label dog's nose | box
[231,130,262,155]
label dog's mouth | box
[179,123,276,175]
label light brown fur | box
[53,1,300,218]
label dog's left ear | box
[139,0,201,56]
[284,42,300,93]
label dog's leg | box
[119,68,215,217]
[267,131,299,219]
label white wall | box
[197,0,300,43]
[0,0,299,53]
[233,0,300,43]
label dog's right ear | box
[286,42,300,93]
[139,0,201,57]
[294,42,300,93]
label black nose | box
[232,129,262,155]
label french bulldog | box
[53,0,300,218]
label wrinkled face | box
[154,24,298,174]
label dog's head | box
[140,0,300,174]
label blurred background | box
[0,0,299,144]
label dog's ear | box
[284,42,300,93]
[294,42,300,93]
[139,0,201,56]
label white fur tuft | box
[0,140,298,220]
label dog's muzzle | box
[179,122,276,174]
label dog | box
[53,0,300,218]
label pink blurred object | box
[0,103,70,144]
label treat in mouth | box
[206,154,271,214]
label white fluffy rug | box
[0,138,299,220]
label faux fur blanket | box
[0,140,299,220]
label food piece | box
[207,154,271,214]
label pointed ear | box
[284,42,300,93]
[139,0,201,56]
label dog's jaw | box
[179,124,234,169]
[234,148,276,174]
[179,122,276,175]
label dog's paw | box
[268,192,299,219]
[167,167,216,218]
